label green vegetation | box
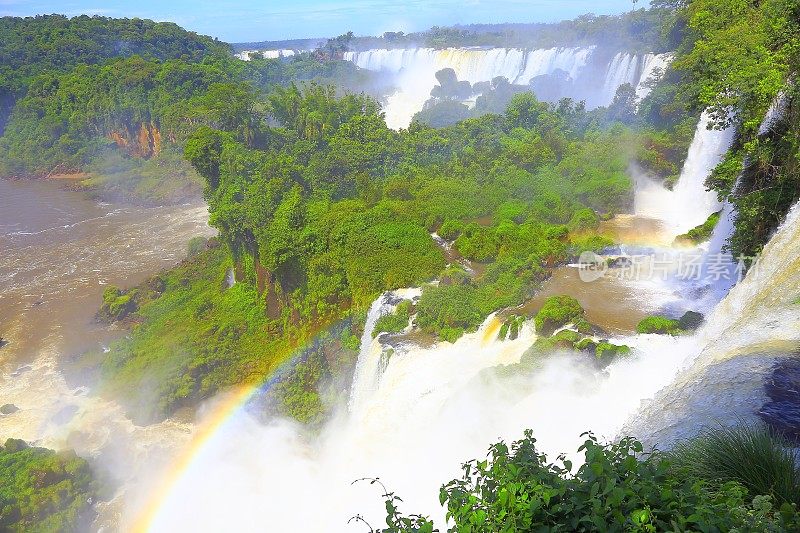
[636,315,684,335]
[663,0,800,259]
[93,78,642,411]
[89,239,365,422]
[498,315,526,341]
[674,211,721,245]
[376,429,800,532]
[374,300,413,337]
[0,438,99,532]
[669,423,800,508]
[0,16,382,203]
[534,296,586,336]
[185,88,637,345]
[521,329,631,368]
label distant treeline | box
[232,38,325,53]
[235,8,676,54]
[0,15,382,202]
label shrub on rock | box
[636,315,683,335]
[534,295,585,337]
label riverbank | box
[1,149,205,207]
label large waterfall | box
[342,47,672,128]
[141,104,796,533]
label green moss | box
[534,295,585,337]
[595,341,632,362]
[674,211,721,245]
[575,337,597,352]
[636,315,684,335]
[99,286,137,321]
[498,315,526,341]
[497,323,510,340]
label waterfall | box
[347,293,395,413]
[628,200,800,447]
[348,288,422,414]
[601,53,640,104]
[635,53,673,101]
[343,46,665,129]
[236,49,295,61]
[146,194,800,533]
[601,52,674,104]
[634,111,735,235]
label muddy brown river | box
[0,178,214,529]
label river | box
[0,178,213,529]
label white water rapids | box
[143,110,800,531]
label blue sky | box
[0,1,649,43]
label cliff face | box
[108,122,163,158]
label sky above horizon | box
[0,0,649,43]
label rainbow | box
[129,324,338,532]
[130,382,260,532]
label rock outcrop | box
[108,122,162,158]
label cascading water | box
[601,53,641,104]
[635,111,735,236]
[236,49,295,61]
[141,77,793,533]
[342,47,668,129]
[348,288,421,414]
[629,199,800,447]
[635,53,673,101]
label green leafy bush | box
[674,211,721,245]
[374,300,412,337]
[438,219,464,240]
[99,286,137,321]
[376,431,800,532]
[534,295,585,336]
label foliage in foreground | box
[373,430,800,532]
[668,423,800,508]
[0,439,98,533]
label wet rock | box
[758,401,800,444]
[764,359,800,403]
[678,311,705,331]
[758,358,800,443]
[607,256,633,269]
[0,337,6,348]
[0,404,19,415]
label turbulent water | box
[142,106,799,532]
[0,178,214,528]
[341,47,672,128]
